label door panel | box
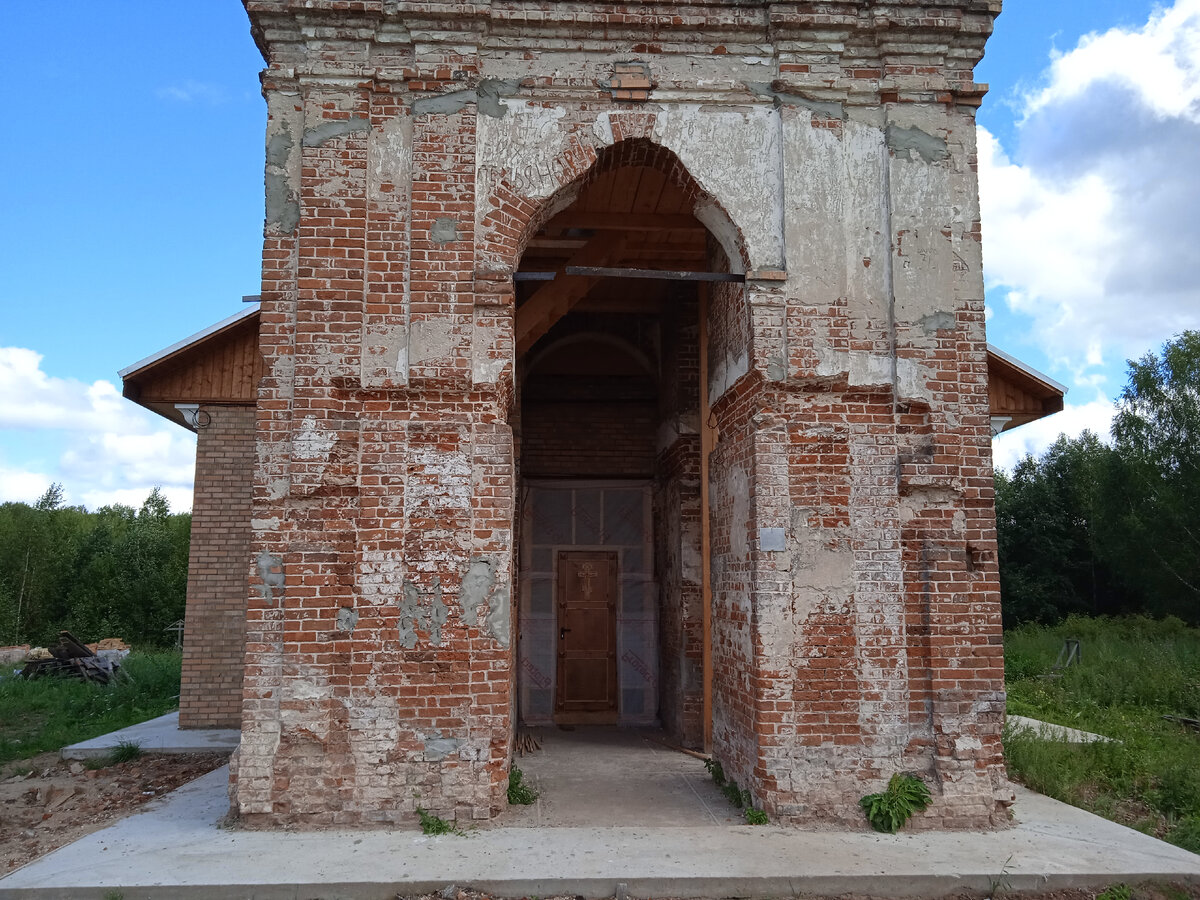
[556,551,618,715]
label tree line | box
[995,331,1200,626]
[0,486,190,649]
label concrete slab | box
[5,729,1199,899]
[503,727,742,826]
[1008,715,1115,744]
[60,711,239,760]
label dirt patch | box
[0,751,227,874]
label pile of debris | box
[18,632,130,684]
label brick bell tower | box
[234,0,1013,828]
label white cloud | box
[155,80,228,104]
[992,399,1117,472]
[0,347,196,512]
[980,0,1200,377]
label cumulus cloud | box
[980,0,1200,379]
[992,398,1117,473]
[0,348,196,512]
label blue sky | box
[2,1,1198,510]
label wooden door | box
[555,551,618,720]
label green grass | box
[0,650,181,765]
[1004,616,1200,855]
[507,766,538,805]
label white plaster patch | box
[293,415,336,461]
[471,319,508,384]
[369,115,413,201]
[476,100,570,209]
[410,319,458,364]
[651,105,784,270]
[955,735,984,753]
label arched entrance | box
[509,139,748,752]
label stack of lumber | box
[18,631,122,684]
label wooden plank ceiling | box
[515,164,707,354]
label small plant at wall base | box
[703,757,725,786]
[416,807,465,836]
[507,767,538,805]
[744,807,769,825]
[860,773,932,833]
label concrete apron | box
[4,728,1200,899]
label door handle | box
[560,628,572,640]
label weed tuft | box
[744,807,769,825]
[108,739,143,764]
[703,757,725,786]
[416,807,465,836]
[507,767,537,805]
[859,773,931,833]
[1096,884,1132,900]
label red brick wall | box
[179,404,254,729]
[521,400,656,478]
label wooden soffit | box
[119,305,264,431]
[986,343,1066,432]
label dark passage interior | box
[513,142,734,750]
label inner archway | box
[511,139,748,753]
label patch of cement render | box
[336,607,359,632]
[748,83,845,120]
[251,517,281,532]
[919,310,956,334]
[411,81,516,118]
[476,79,520,117]
[265,171,300,235]
[255,551,285,605]
[265,122,293,169]
[398,578,448,648]
[302,116,369,148]
[885,124,949,163]
[398,581,422,650]
[424,735,463,761]
[463,557,511,647]
[430,217,460,244]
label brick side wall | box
[179,404,254,729]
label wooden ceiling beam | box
[515,233,628,356]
